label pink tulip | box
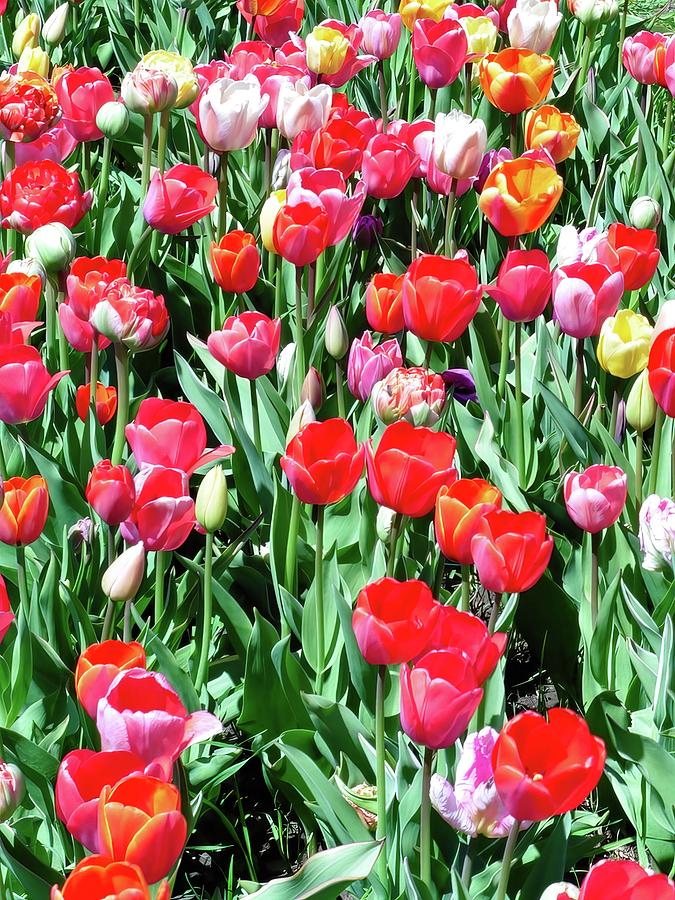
[190,60,232,117]
[227,40,274,78]
[347,331,402,401]
[362,133,419,199]
[96,668,222,767]
[143,163,218,235]
[552,262,624,338]
[251,63,310,129]
[14,119,78,167]
[623,31,667,85]
[54,66,115,142]
[486,249,551,322]
[58,301,110,353]
[359,10,403,60]
[413,18,468,89]
[207,311,281,379]
[564,464,628,533]
[0,346,68,424]
[286,166,366,246]
[314,19,378,88]
[120,465,195,552]
[392,119,435,178]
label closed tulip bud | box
[286,399,316,444]
[7,257,47,287]
[0,762,24,822]
[101,543,146,602]
[121,67,178,115]
[508,0,561,54]
[260,189,286,253]
[96,100,129,139]
[352,213,384,250]
[195,465,228,533]
[301,366,325,410]
[325,306,349,359]
[434,110,487,180]
[17,46,50,78]
[43,3,69,46]
[272,149,291,190]
[569,0,618,25]
[376,506,396,542]
[626,369,657,432]
[277,341,295,387]
[25,223,76,274]
[306,25,351,75]
[630,195,661,230]
[12,13,40,59]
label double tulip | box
[347,331,402,402]
[0,72,59,144]
[402,254,483,343]
[90,279,169,352]
[280,418,364,505]
[371,367,447,426]
[0,160,92,234]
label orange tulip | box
[50,855,170,900]
[0,272,41,321]
[76,382,117,425]
[478,156,563,237]
[0,475,49,545]
[479,48,554,114]
[435,478,503,565]
[75,640,147,719]
[525,104,581,163]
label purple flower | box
[352,214,384,250]
[347,331,402,402]
[474,147,512,194]
[442,368,477,405]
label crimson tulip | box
[0,575,14,645]
[0,160,92,234]
[366,272,405,334]
[0,346,68,424]
[51,855,170,900]
[273,199,329,266]
[471,509,553,593]
[435,478,503,565]
[598,223,660,292]
[280,418,364,505]
[54,66,115,142]
[120,466,195,552]
[210,230,261,294]
[143,163,218,234]
[413,17,468,88]
[564,464,628,533]
[578,859,675,899]
[74,639,146,719]
[492,708,606,821]
[362,134,419,199]
[0,475,49,545]
[85,461,136,526]
[76,382,117,425]
[486,249,552,322]
[207,311,281,380]
[648,327,675,417]
[423,604,507,684]
[402,254,483,343]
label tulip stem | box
[590,531,600,628]
[127,225,153,284]
[420,746,434,884]
[635,432,643,508]
[294,266,305,408]
[218,152,229,239]
[460,564,471,612]
[314,505,325,692]
[0,430,7,481]
[386,513,404,577]
[283,495,301,610]
[495,818,521,900]
[378,60,388,129]
[44,280,57,370]
[110,344,130,466]
[488,592,506,635]
[575,338,585,419]
[134,0,141,51]
[81,141,92,193]
[95,137,112,250]
[195,532,214,694]
[101,599,115,641]
[509,114,518,158]
[461,839,473,887]
[57,291,68,373]
[577,25,597,105]
[648,406,665,494]
[15,546,29,612]
[411,182,419,262]
[249,377,261,454]
[154,550,168,627]
[140,115,153,198]
[663,95,673,161]
[497,314,510,403]
[514,321,525,486]
[444,179,457,257]
[618,0,628,79]
[336,362,346,418]
[407,48,417,123]
[123,599,133,642]
[375,664,387,884]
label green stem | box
[273,254,283,320]
[154,550,168,627]
[577,25,596,105]
[95,137,112,250]
[509,114,519,158]
[618,0,628,79]
[0,428,7,481]
[420,747,434,884]
[575,338,585,419]
[218,152,229,239]
[283,495,301,608]
[488,592,508,635]
[460,564,471,612]
[497,314,510,402]
[110,344,130,466]
[407,45,417,122]
[444,179,457,258]
[514,322,525,486]
[591,531,600,629]
[81,141,92,192]
[314,505,326,692]
[134,0,141,51]
[411,182,419,262]
[15,545,29,612]
[648,406,665,494]
[195,532,214,693]
[294,266,305,408]
[336,362,346,418]
[634,84,649,187]
[494,819,521,900]
[461,840,473,888]
[101,599,115,641]
[662,94,673,161]
[140,115,153,198]
[57,292,68,373]
[375,664,387,884]
[45,280,57,369]
[635,432,643,508]
[378,60,388,129]
[123,599,133,642]
[249,377,261,453]
[386,513,404,577]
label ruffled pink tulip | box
[286,166,366,246]
[486,248,551,322]
[347,331,402,401]
[54,66,115,142]
[552,262,624,338]
[143,163,218,235]
[564,464,627,533]
[413,18,468,88]
[90,279,169,352]
[359,10,403,59]
[0,345,68,424]
[207,311,281,379]
[362,133,419,199]
[121,465,195,551]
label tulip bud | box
[7,257,47,287]
[325,306,349,360]
[12,13,40,59]
[272,149,291,191]
[277,341,295,386]
[260,190,286,253]
[96,101,130,139]
[626,369,657,432]
[286,400,316,443]
[630,196,661,230]
[101,543,146,602]
[68,517,94,552]
[195,465,228,533]
[25,223,76,274]
[0,762,25,822]
[43,3,69,46]
[376,506,396,543]
[301,366,325,410]
[17,46,50,77]
[570,0,618,25]
[352,214,384,250]
[121,67,178,115]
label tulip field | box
[2,0,675,897]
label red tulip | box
[280,418,365,505]
[413,18,468,88]
[0,475,49,545]
[402,254,483,343]
[85,461,136,526]
[0,575,14,645]
[54,66,115,142]
[76,382,117,425]
[366,420,457,518]
[0,72,60,144]
[227,39,274,77]
[579,859,675,899]
[564,464,628,533]
[51,855,170,900]
[471,509,553,593]
[121,466,195,552]
[400,649,483,749]
[210,230,261,294]
[435,478,503,565]
[286,166,366,247]
[423,604,507,683]
[492,708,606,821]
[597,223,660,292]
[273,199,330,266]
[648,327,675,417]
[366,272,405,334]
[125,398,234,474]
[0,160,92,234]
[248,0,305,47]
[305,114,369,179]
[352,577,437,665]
[143,163,218,234]
[0,346,68,424]
[74,639,147,719]
[486,249,552,322]
[207,311,281,380]
[362,133,419,199]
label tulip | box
[629,195,661,230]
[0,272,41,322]
[85,460,136,526]
[479,156,563,236]
[300,367,325,410]
[430,728,523,838]
[568,0,618,25]
[433,111,487,180]
[304,20,377,87]
[352,577,437,665]
[479,48,554,113]
[564,465,627,533]
[366,420,457,518]
[0,73,60,144]
[362,133,419,199]
[435,478,503,565]
[0,475,49,546]
[443,368,478,404]
[0,760,23,827]
[143,163,218,234]
[399,0,453,30]
[372,367,447,426]
[286,166,367,248]
[198,75,268,152]
[195,465,228,533]
[140,50,198,109]
[425,604,507,683]
[0,160,92,234]
[272,199,330,266]
[12,13,40,59]
[507,0,561,53]
[459,15,498,60]
[597,223,660,292]
[286,399,316,444]
[66,256,127,322]
[578,859,675,899]
[622,31,667,84]
[301,115,369,180]
[648,328,675,417]
[654,299,675,341]
[121,466,195,552]
[121,66,178,114]
[101,544,146,603]
[366,272,405,334]
[0,577,14,645]
[626,369,657,432]
[43,3,69,47]
[402,254,483,343]
[51,855,170,900]
[639,494,675,572]
[280,418,364,505]
[596,309,652,378]
[90,279,169,352]
[394,118,435,178]
[664,34,675,95]
[413,18,468,88]
[486,249,551,321]
[552,262,624,339]
[524,105,581,163]
[54,67,115,142]
[97,667,222,765]
[75,382,117,425]
[208,311,282,380]
[25,223,76,273]
[353,213,384,249]
[347,332,402,402]
[471,509,553,593]
[210,230,260,294]
[360,10,403,59]
[252,63,309,130]
[276,81,332,141]
[260,189,286,252]
[492,708,606,821]
[400,650,483,749]
[325,306,349,360]
[0,346,68,425]
[74,640,147,720]
[227,40,273,78]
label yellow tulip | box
[625,369,657,432]
[140,50,198,109]
[260,190,286,253]
[12,13,40,59]
[597,309,653,378]
[399,0,453,31]
[17,46,50,78]
[461,16,498,60]
[305,26,350,76]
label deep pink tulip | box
[207,311,281,380]
[14,119,78,166]
[564,464,628,533]
[0,576,14,646]
[392,118,435,178]
[96,668,222,767]
[486,249,551,322]
[121,465,195,551]
[190,60,232,117]
[54,66,115,142]
[286,166,366,246]
[413,18,468,89]
[347,331,402,401]
[552,262,624,338]
[125,398,234,475]
[0,346,68,424]
[362,133,419,199]
[143,163,218,234]
[86,460,136,527]
[58,301,110,353]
